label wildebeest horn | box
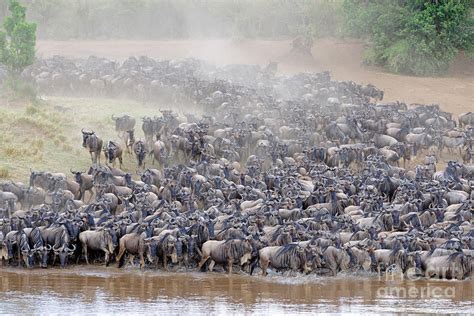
[67,244,76,253]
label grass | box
[0,95,190,183]
[0,166,9,179]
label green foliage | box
[343,0,474,76]
[0,0,36,78]
[5,76,37,102]
[9,0,342,40]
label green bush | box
[5,76,37,101]
[0,0,37,100]
[343,0,474,76]
[0,0,36,77]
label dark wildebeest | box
[257,244,312,276]
[70,170,94,202]
[81,129,103,164]
[103,141,123,168]
[424,252,472,280]
[40,224,76,268]
[112,114,136,138]
[133,140,149,168]
[145,233,179,271]
[198,239,253,274]
[24,226,51,268]
[4,230,35,268]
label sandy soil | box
[36,39,473,116]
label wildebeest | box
[103,141,123,168]
[112,114,136,135]
[257,244,312,276]
[70,170,94,202]
[81,129,103,164]
[79,228,116,266]
[198,239,253,274]
[133,140,149,168]
[116,232,147,269]
[423,252,472,280]
[125,129,135,154]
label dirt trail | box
[37,39,473,116]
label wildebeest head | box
[71,170,84,184]
[81,129,94,148]
[145,238,158,263]
[53,244,75,268]
[165,235,178,264]
[36,245,51,268]
[134,141,147,167]
[64,220,82,242]
[392,210,401,228]
[29,170,44,188]
[186,234,198,258]
[306,246,324,269]
[140,169,152,185]
[103,228,117,252]
[176,236,184,258]
[239,239,253,266]
[22,249,36,268]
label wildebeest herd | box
[0,55,473,280]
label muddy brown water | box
[0,267,472,315]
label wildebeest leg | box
[116,244,126,268]
[208,259,215,272]
[260,258,268,276]
[227,258,233,274]
[163,255,168,271]
[103,249,110,266]
[197,256,210,271]
[83,244,89,265]
[139,253,145,270]
[86,189,94,203]
[195,247,203,258]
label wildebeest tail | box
[249,251,259,276]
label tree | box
[0,0,37,78]
[343,0,473,76]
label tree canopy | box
[343,0,474,75]
[0,0,37,78]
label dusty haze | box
[36,38,474,116]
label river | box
[0,267,472,315]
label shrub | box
[343,0,474,76]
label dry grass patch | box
[0,167,9,179]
